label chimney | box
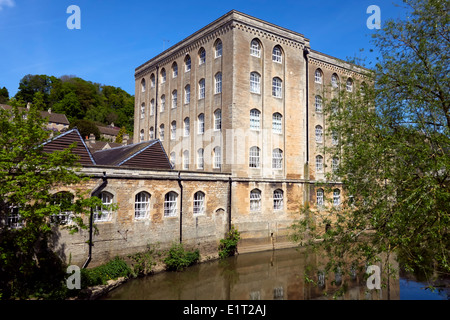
[122,133,129,145]
[48,108,52,114]
[26,102,31,110]
[89,133,96,143]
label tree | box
[69,119,101,140]
[115,126,127,144]
[0,105,101,299]
[0,86,9,104]
[291,0,449,293]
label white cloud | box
[0,0,15,11]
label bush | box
[163,243,200,271]
[80,256,131,288]
[218,226,240,259]
[128,243,161,276]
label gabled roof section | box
[92,140,172,170]
[1,104,69,125]
[41,128,96,166]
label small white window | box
[140,103,145,119]
[333,189,341,206]
[139,129,144,142]
[214,109,221,131]
[315,95,323,113]
[250,40,261,57]
[331,73,339,88]
[183,150,189,170]
[135,192,150,219]
[172,90,177,109]
[250,72,261,94]
[215,73,222,94]
[315,69,323,84]
[272,46,282,63]
[250,109,261,131]
[171,121,176,140]
[273,189,283,210]
[272,148,283,170]
[164,192,178,217]
[250,189,261,211]
[249,146,260,168]
[159,124,165,141]
[199,48,206,65]
[94,192,113,222]
[193,191,205,215]
[198,113,205,134]
[150,99,155,116]
[317,188,324,206]
[215,40,222,58]
[184,117,190,136]
[272,113,282,134]
[149,127,154,139]
[185,55,191,72]
[315,125,323,143]
[198,79,205,99]
[161,95,166,112]
[346,78,353,92]
[272,77,282,98]
[213,146,221,169]
[161,68,166,83]
[316,155,324,173]
[150,74,155,88]
[184,85,190,104]
[197,148,204,169]
[172,63,178,78]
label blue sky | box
[0,0,407,97]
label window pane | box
[135,192,150,219]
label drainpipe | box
[177,171,183,243]
[154,65,159,139]
[227,177,232,232]
[303,47,310,165]
[82,172,108,269]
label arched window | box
[160,95,166,112]
[333,189,341,206]
[273,189,283,210]
[331,73,339,88]
[346,78,353,92]
[197,148,204,169]
[161,68,166,83]
[213,146,221,169]
[272,113,282,134]
[332,130,339,145]
[183,150,189,170]
[193,191,205,215]
[139,129,144,142]
[315,95,323,113]
[184,117,190,136]
[149,127,154,140]
[315,125,323,143]
[169,152,175,168]
[51,192,74,224]
[164,192,178,217]
[159,124,165,141]
[141,78,146,92]
[250,39,261,57]
[140,103,145,119]
[272,77,282,98]
[94,191,113,222]
[172,90,177,108]
[332,157,339,173]
[250,108,261,130]
[185,55,191,72]
[215,39,222,58]
[249,146,260,168]
[214,109,221,131]
[135,191,150,219]
[215,72,222,94]
[272,46,282,63]
[198,79,205,99]
[315,69,323,84]
[272,148,283,169]
[150,99,155,115]
[172,62,178,78]
[316,188,324,206]
[150,73,155,88]
[198,113,205,134]
[250,189,261,211]
[171,121,176,140]
[250,72,261,93]
[316,155,324,173]
[198,47,206,65]
[184,85,190,104]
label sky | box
[0,0,408,97]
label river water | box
[102,247,448,300]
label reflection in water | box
[103,247,403,300]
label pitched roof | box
[0,104,69,125]
[92,140,172,169]
[98,125,120,136]
[41,128,96,166]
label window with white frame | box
[150,99,155,115]
[193,191,205,215]
[197,148,204,169]
[169,152,175,167]
[159,124,165,141]
[51,192,74,225]
[185,55,191,72]
[171,121,176,140]
[135,191,150,219]
[172,62,178,78]
[183,150,189,170]
[199,48,206,65]
[94,191,113,222]
[315,95,323,113]
[272,46,282,63]
[214,109,221,131]
[272,148,283,169]
[215,40,222,58]
[161,68,166,83]
[184,117,190,136]
[250,39,261,57]
[172,90,177,108]
[139,129,144,142]
[184,85,190,104]
[331,73,339,88]
[272,77,282,98]
[331,99,338,115]
[316,188,324,206]
[198,113,205,134]
[332,130,339,145]
[198,79,205,99]
[272,113,282,134]
[332,157,339,173]
[250,189,261,211]
[150,74,155,88]
[161,95,166,112]
[333,189,341,206]
[215,72,222,94]
[164,192,178,217]
[141,78,146,92]
[346,78,353,92]
[6,205,22,229]
[273,189,283,210]
[315,69,323,84]
[315,125,323,143]
[249,146,260,168]
[140,103,145,119]
[250,72,261,94]
[250,109,261,130]
[149,127,154,139]
[213,146,221,169]
[316,155,324,173]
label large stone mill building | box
[27,10,367,267]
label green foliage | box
[69,119,101,140]
[0,86,9,104]
[218,226,241,259]
[128,243,161,276]
[163,242,200,271]
[115,127,127,144]
[80,257,132,288]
